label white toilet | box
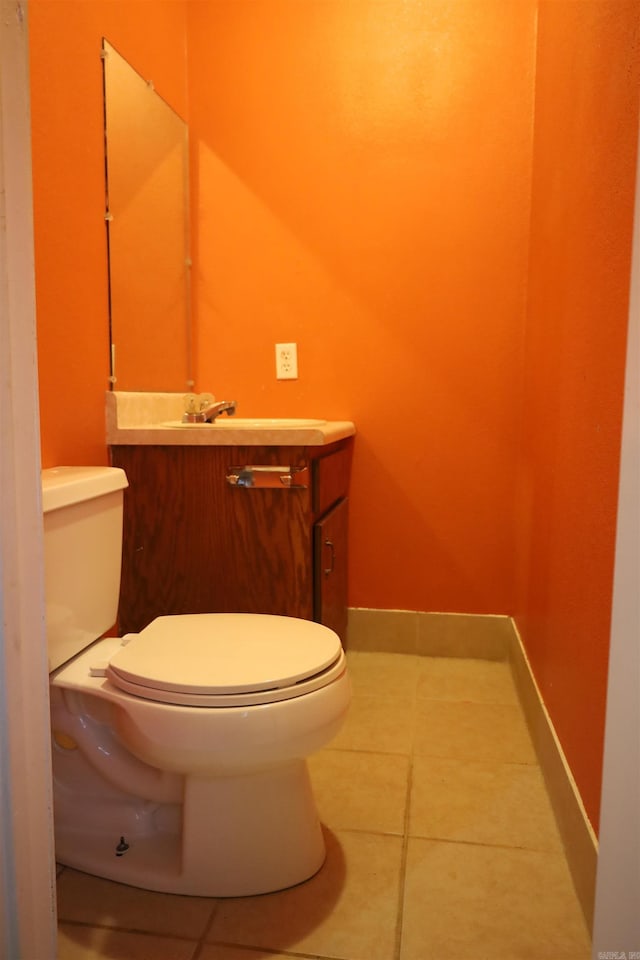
[43,465,350,897]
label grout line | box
[402,833,564,855]
[407,749,538,766]
[325,744,412,759]
[201,939,340,959]
[321,824,408,840]
[57,917,202,945]
[407,752,541,768]
[392,722,415,960]
[197,898,222,952]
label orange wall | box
[30,1,639,833]
[515,1,640,829]
[187,0,537,614]
[29,0,188,468]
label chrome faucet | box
[182,399,237,424]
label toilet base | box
[54,760,326,896]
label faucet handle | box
[182,392,215,415]
[183,393,199,415]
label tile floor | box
[56,652,592,959]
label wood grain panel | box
[110,441,353,638]
[313,445,352,517]
[111,445,313,632]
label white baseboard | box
[509,623,597,932]
[347,607,512,659]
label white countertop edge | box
[106,421,356,446]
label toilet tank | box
[42,466,129,672]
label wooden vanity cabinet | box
[109,440,352,645]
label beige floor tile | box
[401,839,591,960]
[330,693,415,754]
[58,923,197,960]
[409,755,562,851]
[55,651,590,960]
[57,868,215,939]
[414,698,537,763]
[346,650,422,699]
[206,829,403,960]
[416,656,519,705]
[309,748,409,835]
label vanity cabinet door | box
[111,444,315,634]
[222,478,314,621]
[314,496,349,645]
[110,442,352,641]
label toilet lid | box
[106,613,343,705]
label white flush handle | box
[89,662,109,677]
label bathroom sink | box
[162,418,328,428]
[106,393,356,446]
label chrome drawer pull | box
[226,465,309,489]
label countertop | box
[106,392,356,446]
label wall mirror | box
[102,39,192,391]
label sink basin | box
[215,418,328,428]
[162,418,328,428]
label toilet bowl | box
[44,466,350,897]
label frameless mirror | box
[102,39,192,391]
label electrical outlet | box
[275,342,298,380]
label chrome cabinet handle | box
[226,465,309,489]
[323,539,335,576]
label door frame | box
[0,1,57,956]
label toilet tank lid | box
[42,466,128,513]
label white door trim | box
[0,1,57,956]
[592,117,640,953]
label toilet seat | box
[105,613,345,707]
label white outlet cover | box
[275,342,298,380]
